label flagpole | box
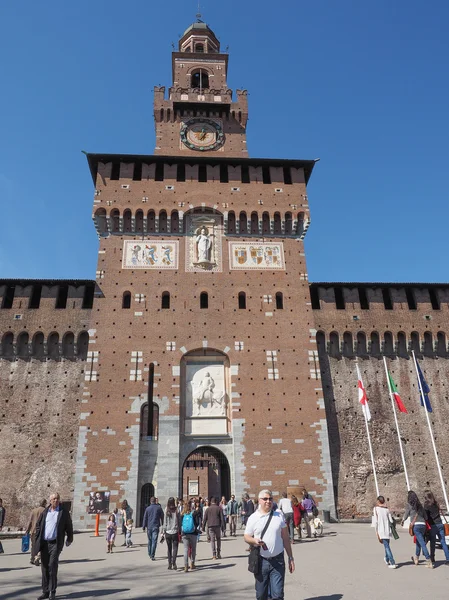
[356,361,380,497]
[382,356,410,491]
[411,350,449,510]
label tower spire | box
[196,1,203,22]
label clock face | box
[180,118,225,151]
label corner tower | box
[154,18,248,157]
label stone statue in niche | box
[195,226,213,264]
[191,371,227,416]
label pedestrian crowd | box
[372,489,449,570]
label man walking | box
[203,496,224,559]
[278,492,294,542]
[27,499,47,565]
[142,496,164,560]
[244,489,295,600]
[227,494,239,537]
[242,493,255,528]
[34,492,73,600]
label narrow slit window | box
[198,164,207,182]
[200,292,208,309]
[220,164,228,183]
[161,292,170,309]
[382,288,393,310]
[238,292,246,309]
[275,292,284,309]
[358,287,369,310]
[2,285,15,309]
[122,291,131,309]
[334,287,345,310]
[310,286,320,309]
[241,165,250,183]
[55,285,68,309]
[405,288,416,310]
[29,284,42,309]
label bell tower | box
[154,17,248,157]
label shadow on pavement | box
[0,566,32,572]
[60,558,107,564]
[304,595,343,600]
[59,590,130,599]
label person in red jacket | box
[291,495,303,542]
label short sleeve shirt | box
[245,509,286,558]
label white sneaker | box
[388,564,397,569]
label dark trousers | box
[41,540,60,594]
[254,552,285,600]
[209,525,221,556]
[165,533,179,566]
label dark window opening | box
[177,163,186,182]
[146,363,155,437]
[275,292,284,310]
[77,331,89,360]
[384,332,394,355]
[262,212,270,234]
[123,209,132,233]
[111,209,120,232]
[227,212,236,234]
[198,164,207,182]
[122,291,131,309]
[171,211,179,233]
[251,212,259,234]
[429,288,440,310]
[147,210,156,233]
[411,331,420,354]
[161,292,170,309]
[135,210,144,233]
[423,332,433,357]
[238,292,246,309]
[200,292,208,309]
[155,163,164,181]
[82,284,95,309]
[191,69,209,88]
[334,287,345,310]
[382,287,393,310]
[358,287,369,310]
[397,332,408,357]
[110,162,120,180]
[241,165,250,183]
[273,213,282,234]
[296,212,304,236]
[55,285,68,309]
[285,212,292,235]
[133,162,142,181]
[239,212,247,234]
[195,44,204,53]
[2,285,15,309]
[310,287,320,309]
[437,332,447,357]
[220,164,228,183]
[283,167,292,185]
[405,288,416,310]
[29,284,42,309]
[159,210,167,232]
[262,166,271,184]
[370,332,381,356]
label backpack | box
[182,512,195,534]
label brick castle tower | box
[75,17,334,528]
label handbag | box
[390,520,399,540]
[248,510,274,575]
[408,514,417,537]
[440,513,449,537]
[21,533,30,553]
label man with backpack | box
[181,503,202,572]
[142,497,164,560]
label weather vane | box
[196,1,202,22]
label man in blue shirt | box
[142,496,164,560]
[35,492,73,600]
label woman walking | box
[423,490,449,565]
[120,500,133,546]
[402,490,433,568]
[202,498,210,542]
[219,496,227,537]
[106,514,117,554]
[291,495,303,542]
[181,502,202,572]
[301,489,316,538]
[163,497,181,570]
[373,496,397,568]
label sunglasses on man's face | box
[260,498,273,502]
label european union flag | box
[416,361,433,413]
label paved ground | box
[0,523,447,600]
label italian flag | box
[387,371,408,413]
[357,377,372,421]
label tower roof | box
[179,18,220,53]
[182,21,216,38]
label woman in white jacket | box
[373,495,397,569]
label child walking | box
[106,514,117,554]
[373,496,397,569]
[125,518,134,548]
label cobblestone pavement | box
[0,523,447,600]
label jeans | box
[254,552,285,600]
[430,523,449,561]
[125,531,132,547]
[381,539,395,565]
[165,533,179,566]
[413,524,430,560]
[147,526,159,558]
[183,533,197,567]
[283,513,294,541]
[229,514,237,535]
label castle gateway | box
[1,19,449,529]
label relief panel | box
[122,240,179,269]
[229,242,285,270]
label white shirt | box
[245,509,286,558]
[278,498,293,514]
[44,507,60,541]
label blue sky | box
[1,0,448,282]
